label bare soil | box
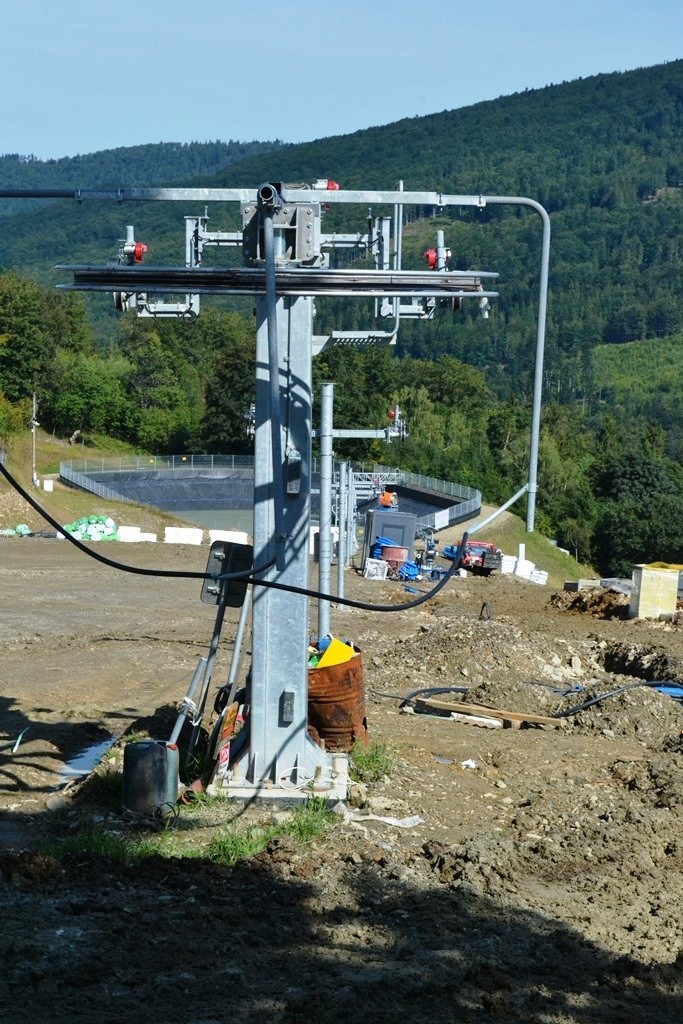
[1,536,683,1024]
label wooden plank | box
[414,697,561,728]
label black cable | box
[238,551,462,612]
[527,680,586,698]
[0,459,467,613]
[375,678,677,718]
[551,680,664,719]
[400,685,470,707]
[368,688,415,701]
[431,303,448,346]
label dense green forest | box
[0,139,282,197]
[1,61,682,575]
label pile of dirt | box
[362,598,683,747]
[550,585,631,618]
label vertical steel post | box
[262,209,287,569]
[337,460,348,606]
[248,294,327,786]
[346,466,356,567]
[317,382,334,638]
[31,392,39,487]
[224,585,252,697]
[435,230,447,270]
[525,206,551,534]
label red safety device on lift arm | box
[121,239,148,264]
[314,179,341,212]
[424,245,452,270]
[131,241,147,263]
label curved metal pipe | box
[482,196,551,532]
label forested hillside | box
[212,61,683,403]
[1,61,682,574]
[2,62,682,390]
[0,139,282,193]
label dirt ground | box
[1,533,683,1024]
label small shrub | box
[349,739,394,783]
[82,768,123,812]
[287,797,335,842]
[206,828,271,866]
[207,798,334,865]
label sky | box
[2,0,682,160]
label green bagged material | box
[62,516,120,542]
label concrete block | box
[118,525,142,542]
[564,579,601,592]
[515,558,535,579]
[164,526,204,545]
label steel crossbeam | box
[57,265,497,298]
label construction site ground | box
[1,535,683,1023]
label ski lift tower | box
[54,181,549,800]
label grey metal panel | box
[248,295,326,786]
[363,510,418,565]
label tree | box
[557,516,593,563]
[118,325,204,451]
[0,273,56,402]
[594,448,676,503]
[429,356,494,423]
[593,494,683,576]
[46,352,132,438]
[200,317,256,453]
[486,401,531,484]
[0,391,29,447]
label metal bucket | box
[308,651,369,752]
[122,740,179,819]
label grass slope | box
[476,514,594,587]
[0,429,187,535]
